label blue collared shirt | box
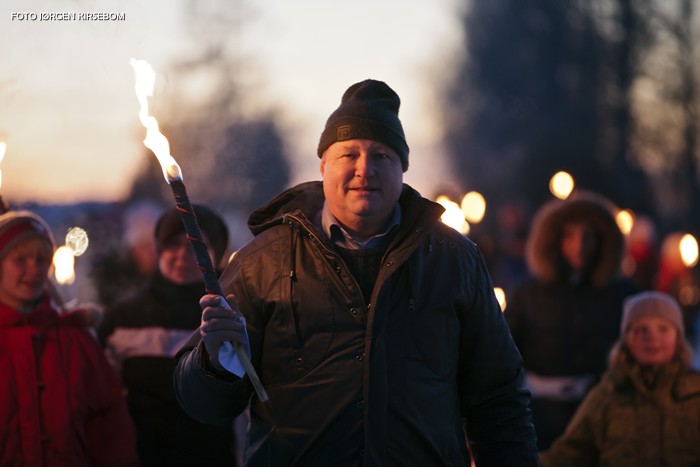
[317,202,401,250]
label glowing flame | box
[65,227,89,256]
[0,141,6,190]
[494,287,506,312]
[615,209,635,236]
[53,246,75,285]
[461,191,486,224]
[679,234,699,268]
[436,195,470,235]
[130,58,182,182]
[550,171,574,200]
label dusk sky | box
[1,0,463,204]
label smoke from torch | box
[130,58,268,401]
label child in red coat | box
[0,210,138,467]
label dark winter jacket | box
[0,296,138,467]
[506,192,639,449]
[540,362,700,466]
[98,271,236,467]
[174,181,538,466]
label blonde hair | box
[0,236,54,271]
[608,330,694,369]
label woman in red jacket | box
[0,210,138,467]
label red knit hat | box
[0,210,56,260]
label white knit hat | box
[621,291,684,335]
[0,210,55,260]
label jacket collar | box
[0,294,58,327]
[246,181,444,241]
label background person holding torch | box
[174,79,538,466]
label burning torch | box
[130,58,268,401]
[0,141,8,212]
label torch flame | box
[461,191,486,224]
[65,227,89,257]
[53,246,76,285]
[550,171,575,200]
[679,234,699,268]
[129,58,183,182]
[494,287,506,312]
[0,141,6,190]
[436,195,470,235]
[615,209,635,236]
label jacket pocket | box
[409,296,461,381]
[259,272,334,386]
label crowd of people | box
[2,78,700,466]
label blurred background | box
[1,0,699,311]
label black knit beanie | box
[317,79,410,172]
[154,204,229,265]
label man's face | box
[320,139,403,239]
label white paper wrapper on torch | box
[217,296,251,377]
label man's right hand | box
[199,293,246,370]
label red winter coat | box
[0,296,138,467]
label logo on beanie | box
[337,125,352,140]
[336,124,371,142]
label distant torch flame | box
[550,171,574,200]
[53,246,76,285]
[436,195,470,235]
[65,227,89,257]
[494,287,506,312]
[615,209,635,236]
[0,141,6,190]
[129,58,182,182]
[680,234,699,268]
[461,191,486,224]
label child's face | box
[626,316,678,366]
[0,238,52,310]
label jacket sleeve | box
[460,249,540,466]
[72,328,139,467]
[174,253,257,426]
[538,385,606,467]
[173,339,251,426]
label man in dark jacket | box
[174,79,538,466]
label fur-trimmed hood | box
[525,191,625,287]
